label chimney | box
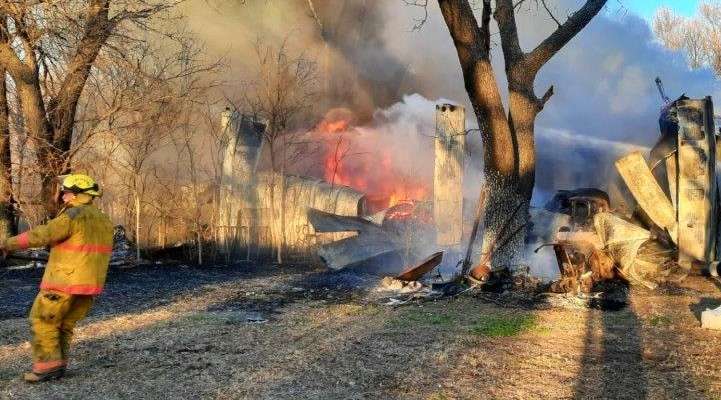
[434,103,465,247]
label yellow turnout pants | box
[28,290,94,373]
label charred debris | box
[536,94,720,294]
[303,94,721,305]
[104,91,721,308]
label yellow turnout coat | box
[5,196,113,295]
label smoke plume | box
[183,0,720,203]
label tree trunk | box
[196,230,203,266]
[0,48,15,238]
[184,129,203,266]
[479,175,528,267]
[479,91,538,266]
[438,0,606,268]
[135,190,141,263]
[14,74,62,218]
[267,139,282,264]
[278,160,285,265]
[476,86,532,266]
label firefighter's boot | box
[23,367,66,383]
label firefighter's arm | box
[4,214,73,251]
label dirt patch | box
[1,265,721,399]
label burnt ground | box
[1,263,721,399]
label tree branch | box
[110,2,179,24]
[494,0,524,68]
[306,0,324,35]
[513,0,531,9]
[525,0,607,77]
[538,85,554,109]
[540,0,561,27]
[404,0,430,31]
[480,0,491,54]
[11,13,39,72]
[0,40,32,82]
[0,10,36,83]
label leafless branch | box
[403,0,430,31]
[540,0,561,27]
[525,0,608,77]
[306,0,324,34]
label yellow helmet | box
[61,174,101,197]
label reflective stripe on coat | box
[6,201,113,295]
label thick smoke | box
[381,1,721,202]
[180,0,411,120]
[184,1,720,202]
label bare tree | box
[413,0,607,266]
[69,30,219,261]
[0,17,14,239]
[0,1,179,215]
[237,38,318,264]
[167,43,223,265]
[655,3,721,75]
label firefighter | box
[0,174,113,383]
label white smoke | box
[380,1,721,202]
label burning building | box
[215,102,470,276]
[216,108,366,261]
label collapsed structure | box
[215,104,467,276]
[216,94,721,292]
[216,108,366,261]
[542,96,720,291]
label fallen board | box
[395,251,443,281]
[615,151,677,241]
[308,208,405,271]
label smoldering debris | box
[309,208,405,271]
[277,96,719,308]
[537,96,719,295]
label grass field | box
[1,264,720,399]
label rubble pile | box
[296,96,720,303]
[541,96,719,293]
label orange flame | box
[318,111,430,212]
[318,119,350,134]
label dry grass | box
[1,268,721,400]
